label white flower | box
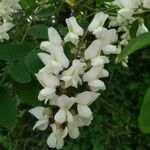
[143,0,150,9]
[29,107,51,130]
[61,59,85,88]
[83,67,108,91]
[64,17,84,45]
[136,22,149,36]
[115,0,142,10]
[47,124,68,149]
[88,12,109,33]
[75,91,100,118]
[117,8,134,23]
[54,95,75,124]
[91,55,109,66]
[0,0,21,20]
[84,40,102,60]
[38,46,69,75]
[68,115,93,139]
[0,22,14,42]
[40,27,62,52]
[95,28,118,47]
[35,72,60,103]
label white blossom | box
[54,95,75,124]
[61,59,85,88]
[0,22,14,42]
[68,115,93,139]
[136,22,149,36]
[38,46,69,75]
[29,107,51,130]
[40,27,62,52]
[47,124,68,149]
[35,71,60,103]
[64,16,84,45]
[88,12,109,33]
[75,91,100,118]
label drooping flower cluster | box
[29,12,119,149]
[29,1,150,149]
[0,0,21,42]
[107,0,149,67]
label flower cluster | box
[29,12,119,149]
[107,0,149,67]
[0,0,21,42]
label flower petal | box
[33,119,49,130]
[54,109,66,124]
[47,133,57,148]
[88,12,109,32]
[68,123,79,139]
[84,40,101,60]
[38,53,53,65]
[29,106,46,120]
[77,104,92,118]
[76,91,100,105]
[48,27,62,45]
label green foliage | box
[139,88,150,134]
[8,62,31,83]
[25,50,44,75]
[117,32,150,63]
[28,25,48,39]
[13,81,41,106]
[0,44,30,61]
[0,87,17,129]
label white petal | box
[102,44,117,55]
[48,27,62,45]
[98,68,109,78]
[56,139,64,149]
[47,133,57,148]
[66,111,74,123]
[54,109,66,124]
[117,8,133,23]
[136,23,149,36]
[35,72,60,88]
[53,46,69,68]
[64,32,79,45]
[68,124,79,139]
[29,107,46,120]
[91,56,109,66]
[40,41,52,52]
[76,91,100,105]
[83,66,102,82]
[88,12,109,32]
[38,53,53,65]
[1,22,14,31]
[33,119,49,130]
[89,80,106,91]
[38,87,56,101]
[54,95,70,108]
[75,115,93,127]
[77,104,92,118]
[84,40,101,60]
[66,17,84,35]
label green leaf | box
[13,81,41,106]
[9,62,31,83]
[0,87,17,129]
[20,0,36,10]
[28,24,48,39]
[0,43,30,61]
[139,88,150,133]
[25,50,44,74]
[116,32,150,63]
